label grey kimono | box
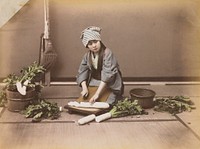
[76,48,124,104]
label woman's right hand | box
[81,81,89,98]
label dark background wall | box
[1,0,200,81]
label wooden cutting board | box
[64,105,111,115]
[77,86,111,102]
[65,86,112,115]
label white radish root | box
[68,101,79,107]
[95,112,112,123]
[68,101,109,109]
[16,81,27,95]
[78,114,96,125]
[80,102,109,108]
[23,80,29,86]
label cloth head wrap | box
[80,26,101,47]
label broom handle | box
[44,0,50,39]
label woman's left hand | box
[89,93,99,103]
[89,81,106,103]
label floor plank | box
[0,85,200,149]
[175,97,200,137]
[0,121,200,149]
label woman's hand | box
[81,88,89,98]
[81,81,89,98]
[89,93,99,103]
[89,81,106,103]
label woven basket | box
[129,88,156,109]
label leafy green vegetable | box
[154,96,195,115]
[3,61,45,91]
[110,98,147,118]
[22,99,61,122]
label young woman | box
[76,26,124,104]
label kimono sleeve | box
[76,53,90,86]
[101,49,119,83]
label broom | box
[39,0,57,71]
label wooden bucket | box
[6,89,36,112]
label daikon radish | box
[16,81,27,95]
[68,101,79,107]
[23,80,29,86]
[67,101,109,109]
[95,112,112,122]
[80,102,109,108]
[93,102,109,108]
[78,114,96,125]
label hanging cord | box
[38,33,44,65]
[44,0,50,39]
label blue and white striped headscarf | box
[80,26,101,47]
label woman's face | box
[87,40,101,53]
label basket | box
[129,88,156,109]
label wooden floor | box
[0,84,200,149]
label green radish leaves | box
[22,100,61,122]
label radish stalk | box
[78,114,96,125]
